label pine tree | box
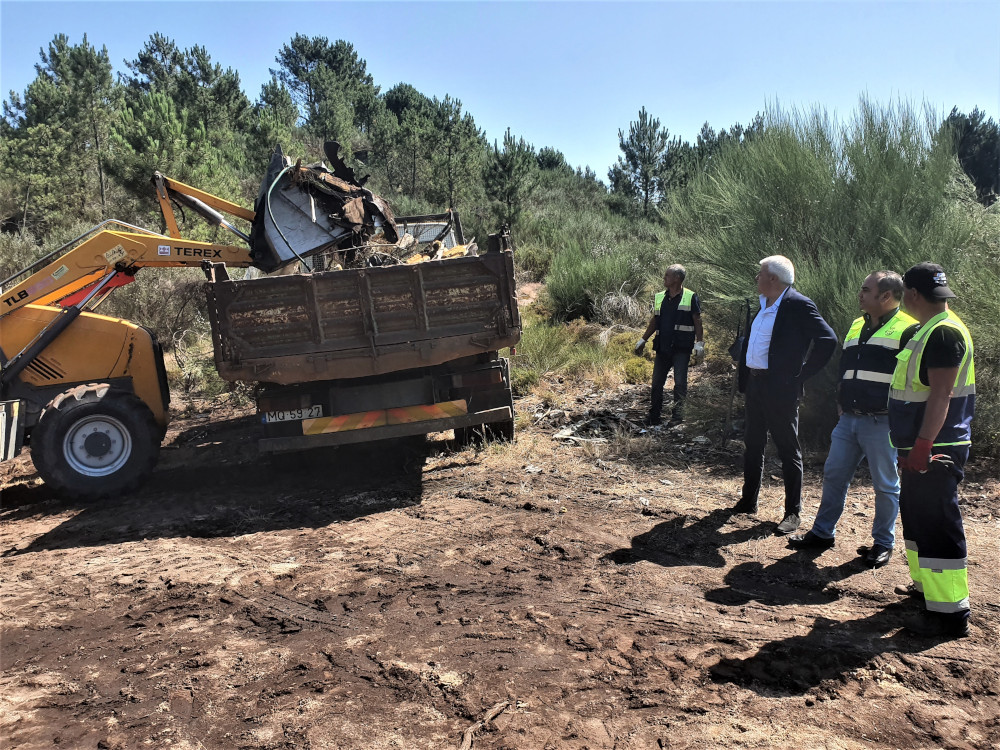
[271,35,377,142]
[2,34,119,231]
[484,128,536,226]
[427,96,485,210]
[944,106,1000,206]
[123,35,252,171]
[610,107,670,217]
[250,78,299,163]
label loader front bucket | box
[249,143,397,273]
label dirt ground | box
[2,378,999,750]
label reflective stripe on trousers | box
[898,447,970,615]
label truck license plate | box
[264,406,323,423]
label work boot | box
[902,611,969,639]
[775,513,800,535]
[863,544,893,569]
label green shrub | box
[0,231,44,281]
[515,242,555,282]
[546,239,665,324]
[623,357,653,385]
[99,267,209,349]
[509,319,651,393]
[167,329,229,398]
[666,98,1000,451]
[950,201,1000,458]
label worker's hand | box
[899,437,933,473]
[693,341,705,365]
[633,338,647,356]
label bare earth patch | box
[2,380,998,749]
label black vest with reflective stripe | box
[839,310,916,414]
[655,288,696,351]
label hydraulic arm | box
[0,174,256,317]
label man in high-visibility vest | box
[789,271,917,567]
[634,264,704,426]
[890,262,975,639]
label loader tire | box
[31,384,161,502]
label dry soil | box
[2,380,998,749]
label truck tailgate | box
[207,252,520,384]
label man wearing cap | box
[634,264,704,426]
[890,262,975,638]
[788,271,917,566]
[733,255,837,534]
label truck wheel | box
[31,385,161,501]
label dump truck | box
[0,142,520,499]
[207,217,519,452]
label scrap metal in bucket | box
[249,141,398,272]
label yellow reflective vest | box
[839,310,916,413]
[888,310,975,449]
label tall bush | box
[667,97,1000,450]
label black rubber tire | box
[30,384,161,501]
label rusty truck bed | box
[206,251,520,384]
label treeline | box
[0,32,608,245]
[607,105,999,219]
[8,33,995,246]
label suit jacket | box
[738,287,836,394]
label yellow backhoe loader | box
[0,174,265,500]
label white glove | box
[693,341,705,364]
[634,338,647,356]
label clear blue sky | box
[2,1,998,178]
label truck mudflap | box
[1,399,26,461]
[257,404,513,452]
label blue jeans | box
[649,350,690,422]
[811,413,900,549]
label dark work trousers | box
[741,371,803,515]
[898,446,970,620]
[649,350,690,422]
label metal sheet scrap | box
[249,141,399,273]
[249,142,480,274]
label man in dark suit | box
[733,255,837,534]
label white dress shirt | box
[746,286,790,370]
